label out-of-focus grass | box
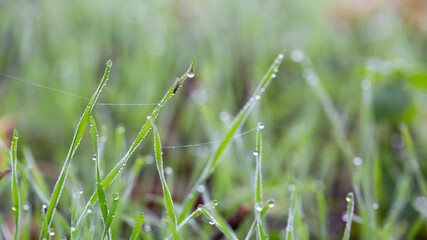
[1,0,427,239]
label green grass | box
[2,1,427,239]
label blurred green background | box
[1,0,427,239]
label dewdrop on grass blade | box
[188,67,195,78]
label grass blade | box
[102,193,120,239]
[130,213,145,240]
[75,58,196,232]
[342,192,355,240]
[42,60,112,235]
[89,117,109,233]
[153,124,179,239]
[178,53,284,223]
[198,205,238,240]
[10,130,20,240]
[245,199,274,240]
[286,186,296,240]
[400,124,427,196]
[255,123,263,204]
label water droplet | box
[361,79,371,90]
[219,111,231,122]
[70,227,76,232]
[291,50,305,62]
[353,157,362,166]
[271,73,277,78]
[23,204,30,211]
[145,156,154,165]
[188,67,195,78]
[255,203,263,212]
[165,167,173,175]
[42,204,47,211]
[197,185,205,193]
[146,114,152,120]
[113,193,120,200]
[106,60,113,68]
[288,184,296,192]
[255,95,261,100]
[345,196,351,202]
[61,236,67,240]
[89,123,93,128]
[373,203,379,210]
[212,200,219,206]
[197,204,203,210]
[144,224,151,232]
[49,228,55,236]
[92,155,96,161]
[258,122,265,130]
[87,208,93,214]
[252,151,259,157]
[274,67,279,73]
[302,68,318,86]
[11,206,16,211]
[278,54,284,59]
[267,199,275,208]
[208,221,215,225]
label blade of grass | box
[75,58,196,232]
[130,213,145,240]
[245,199,275,240]
[400,124,427,196]
[89,117,109,237]
[198,205,238,240]
[342,192,355,240]
[153,124,179,239]
[10,130,20,240]
[178,53,284,223]
[101,193,120,239]
[42,60,112,236]
[286,187,296,240]
[316,192,327,240]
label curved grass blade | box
[342,192,355,240]
[75,58,196,232]
[101,193,119,239]
[198,205,238,240]
[89,117,109,232]
[41,60,112,237]
[178,53,284,223]
[10,130,20,240]
[153,125,179,239]
[130,213,145,240]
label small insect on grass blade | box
[11,130,20,240]
[130,213,145,240]
[342,192,355,240]
[41,60,112,237]
[75,58,196,232]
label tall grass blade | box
[10,130,20,240]
[153,124,179,239]
[286,188,295,240]
[130,213,145,240]
[89,117,109,233]
[178,53,284,223]
[400,124,427,196]
[342,192,355,240]
[75,58,196,231]
[101,193,120,239]
[42,60,112,236]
